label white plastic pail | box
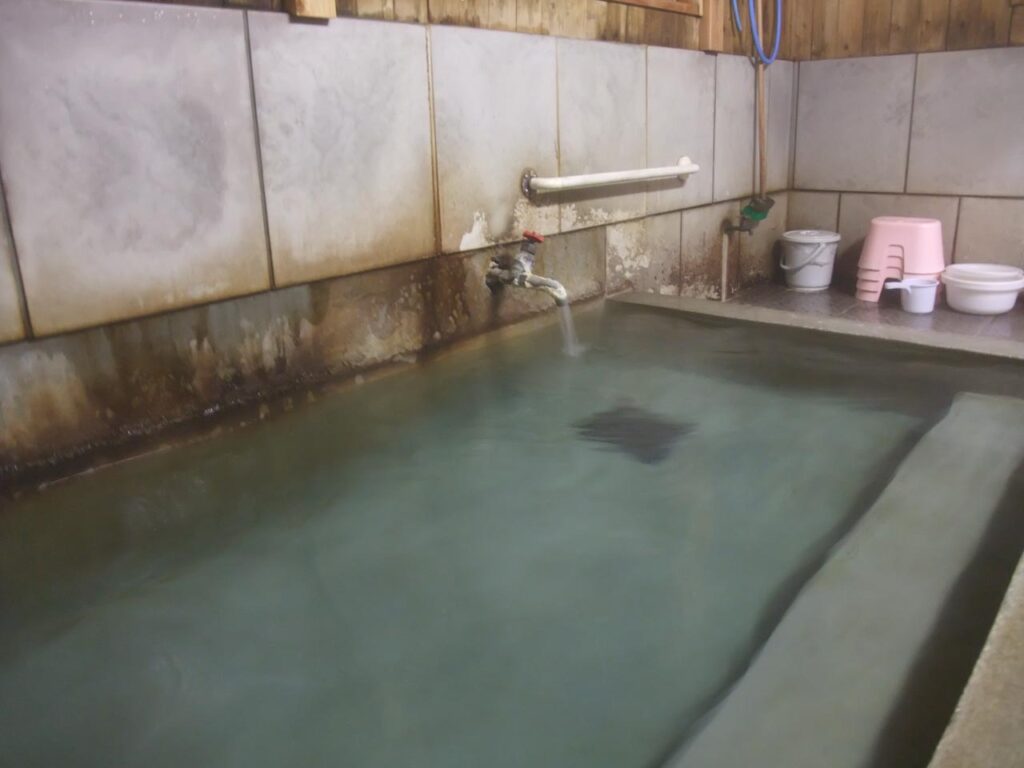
[780,230,841,292]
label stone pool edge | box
[610,292,1024,362]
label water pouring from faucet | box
[486,231,581,356]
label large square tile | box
[646,47,715,214]
[954,198,1024,267]
[766,61,796,193]
[432,26,558,253]
[794,56,916,193]
[0,0,269,335]
[557,39,646,230]
[0,188,24,342]
[788,191,839,232]
[714,55,756,202]
[908,48,1024,197]
[250,14,435,285]
[606,212,682,295]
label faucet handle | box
[522,230,545,243]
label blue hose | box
[731,0,743,32]
[748,0,782,65]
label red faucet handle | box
[522,230,545,243]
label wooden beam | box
[699,0,725,51]
[286,0,336,17]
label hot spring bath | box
[2,303,1023,768]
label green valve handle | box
[740,204,769,222]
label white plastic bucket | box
[780,230,841,292]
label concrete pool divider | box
[664,392,1024,768]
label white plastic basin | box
[941,264,1024,315]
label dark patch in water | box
[573,405,693,465]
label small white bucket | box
[885,277,939,314]
[780,230,841,292]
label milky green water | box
[2,303,1024,768]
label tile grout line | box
[787,59,800,192]
[951,195,963,264]
[902,52,919,195]
[425,25,443,256]
[787,188,1024,203]
[710,53,718,202]
[0,163,34,339]
[243,11,277,290]
[555,37,564,234]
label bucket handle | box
[780,242,828,272]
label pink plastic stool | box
[856,216,945,302]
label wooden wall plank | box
[782,0,813,59]
[836,0,864,56]
[393,0,428,21]
[915,0,950,51]
[486,0,517,29]
[887,0,919,52]
[355,0,393,18]
[947,0,1013,50]
[811,0,841,58]
[287,0,336,16]
[861,0,893,55]
[625,6,648,43]
[429,0,485,25]
[515,0,550,34]
[134,0,1024,58]
[1013,7,1024,45]
[644,6,700,47]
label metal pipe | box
[523,157,699,198]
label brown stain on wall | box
[0,218,625,487]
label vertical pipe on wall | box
[755,0,768,197]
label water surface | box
[3,303,1024,768]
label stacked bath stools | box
[856,216,945,302]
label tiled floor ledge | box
[611,283,1024,362]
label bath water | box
[2,302,1023,768]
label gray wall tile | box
[250,14,435,286]
[766,61,796,193]
[908,48,1024,197]
[0,185,24,343]
[788,192,840,232]
[714,55,756,202]
[954,198,1024,267]
[606,212,682,295]
[0,0,269,336]
[646,47,715,214]
[795,56,916,193]
[432,26,558,254]
[557,39,646,230]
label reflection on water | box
[1,303,1023,768]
